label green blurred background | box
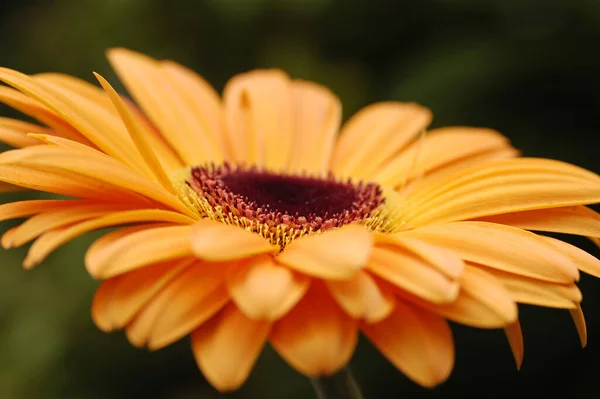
[1,0,600,398]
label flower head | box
[1,48,599,391]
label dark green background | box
[1,0,599,398]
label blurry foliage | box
[0,0,599,398]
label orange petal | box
[191,220,278,261]
[0,164,154,203]
[0,199,76,223]
[0,146,194,217]
[276,224,373,280]
[0,118,48,147]
[476,265,581,309]
[367,245,459,304]
[393,265,518,329]
[94,73,175,193]
[91,259,192,332]
[326,271,395,323]
[125,263,230,349]
[570,304,587,348]
[0,67,146,169]
[24,210,194,269]
[504,321,524,370]
[332,102,432,180]
[85,225,194,278]
[405,147,520,194]
[287,81,341,175]
[227,255,310,321]
[376,234,464,279]
[270,283,358,377]
[375,127,511,187]
[107,48,224,165]
[0,85,92,145]
[539,236,600,278]
[477,206,600,239]
[160,60,226,161]
[401,222,579,283]
[223,69,293,169]
[33,73,153,174]
[2,201,135,248]
[192,304,270,392]
[404,158,600,226]
[362,299,454,388]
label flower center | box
[174,163,386,248]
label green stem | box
[310,367,365,399]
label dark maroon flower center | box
[187,163,384,240]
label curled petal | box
[367,245,459,304]
[227,255,310,321]
[327,271,395,324]
[401,222,579,283]
[191,220,278,261]
[192,304,270,392]
[270,283,358,377]
[362,299,454,388]
[276,224,373,280]
[85,225,194,278]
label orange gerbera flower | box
[1,48,599,393]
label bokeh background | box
[1,0,600,398]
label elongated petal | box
[0,118,47,147]
[0,165,154,203]
[191,220,278,261]
[270,283,358,377]
[332,102,432,180]
[160,60,226,160]
[405,147,520,194]
[276,224,373,280]
[477,265,581,309]
[417,265,517,328]
[192,304,270,392]
[404,158,600,226]
[228,255,310,321]
[570,305,587,348]
[125,263,230,349]
[0,199,78,223]
[94,73,175,193]
[2,202,134,248]
[92,259,192,331]
[376,127,511,187]
[24,210,195,269]
[0,146,194,217]
[400,222,579,283]
[107,48,224,164]
[479,206,600,240]
[0,67,146,170]
[0,85,92,145]
[375,234,464,279]
[504,321,524,370]
[539,236,600,278]
[85,225,194,278]
[287,81,341,175]
[145,265,231,350]
[367,245,459,304]
[362,300,454,388]
[223,70,293,169]
[327,271,395,323]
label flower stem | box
[310,367,365,399]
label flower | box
[1,48,599,392]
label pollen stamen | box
[173,163,396,248]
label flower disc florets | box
[174,163,386,248]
